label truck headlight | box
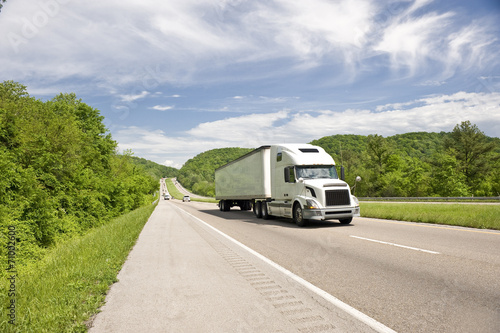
[351,196,359,206]
[305,199,320,209]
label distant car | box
[182,195,190,202]
[164,194,170,200]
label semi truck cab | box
[267,145,360,226]
[215,144,360,227]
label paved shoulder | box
[89,201,384,332]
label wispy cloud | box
[119,91,150,102]
[2,0,497,91]
[150,105,173,111]
[119,92,500,166]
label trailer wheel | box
[293,203,306,227]
[254,201,263,218]
[262,202,270,220]
[339,218,352,224]
[219,200,224,211]
[239,201,251,211]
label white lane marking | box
[175,206,397,333]
[350,236,440,254]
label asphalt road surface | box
[90,199,500,332]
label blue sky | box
[1,0,499,168]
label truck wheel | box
[262,202,270,220]
[239,201,251,211]
[339,218,352,224]
[219,200,223,211]
[293,203,306,227]
[254,201,263,218]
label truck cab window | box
[296,165,338,179]
[284,166,296,183]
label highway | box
[91,199,500,332]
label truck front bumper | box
[303,206,360,221]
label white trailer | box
[215,144,360,227]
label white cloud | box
[121,92,500,167]
[1,0,498,91]
[119,91,150,102]
[150,105,174,111]
[373,1,498,79]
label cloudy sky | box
[1,0,499,168]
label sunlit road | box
[170,200,500,333]
[91,198,500,332]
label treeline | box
[0,81,159,268]
[129,155,178,179]
[311,123,500,197]
[180,123,499,198]
[177,148,252,196]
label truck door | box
[278,166,296,217]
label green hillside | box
[0,81,162,272]
[129,155,178,179]
[177,147,253,197]
[180,127,500,198]
[311,129,500,197]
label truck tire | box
[262,202,270,220]
[239,201,251,211]
[254,201,263,218]
[220,200,231,212]
[293,203,306,227]
[339,218,352,224]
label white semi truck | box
[215,144,360,227]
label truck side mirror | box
[340,166,345,181]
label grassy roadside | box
[165,178,218,203]
[361,202,500,230]
[0,203,156,332]
[165,178,184,200]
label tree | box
[367,134,392,170]
[444,121,498,191]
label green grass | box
[165,178,185,200]
[0,204,156,332]
[361,202,500,230]
[165,178,218,203]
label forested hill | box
[314,128,499,197]
[311,132,450,159]
[180,126,500,198]
[129,156,178,179]
[0,81,163,269]
[177,147,253,197]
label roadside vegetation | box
[0,81,166,271]
[0,203,156,332]
[361,202,500,230]
[312,125,500,197]
[178,124,499,199]
[0,81,169,331]
[177,147,252,197]
[165,178,184,200]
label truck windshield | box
[296,166,338,180]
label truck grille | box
[325,190,350,206]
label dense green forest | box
[0,81,162,270]
[311,128,500,197]
[181,125,500,198]
[129,155,178,179]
